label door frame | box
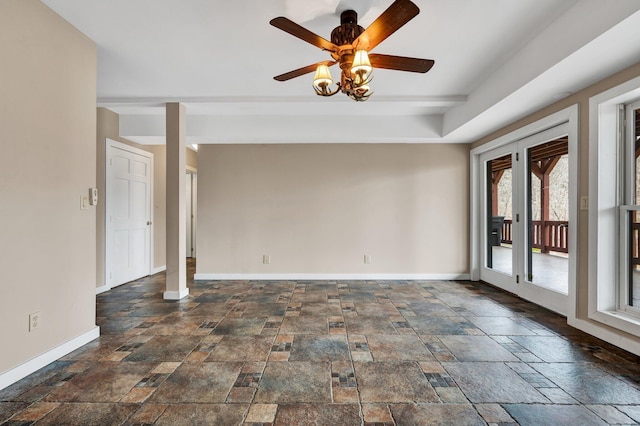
[186,167,197,258]
[470,105,578,317]
[105,138,154,290]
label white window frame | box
[620,205,640,316]
[618,100,640,316]
[588,75,640,337]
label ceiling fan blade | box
[369,54,434,73]
[270,17,338,52]
[353,0,419,51]
[274,61,337,81]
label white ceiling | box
[42,0,640,145]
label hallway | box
[2,264,640,425]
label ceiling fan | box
[270,0,434,101]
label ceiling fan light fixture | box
[351,50,373,85]
[313,64,332,86]
[313,64,339,96]
[271,0,433,102]
[350,84,372,102]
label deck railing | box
[502,219,568,253]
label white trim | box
[469,150,481,281]
[619,205,640,315]
[569,317,640,356]
[95,284,110,295]
[151,265,166,275]
[588,76,640,338]
[163,288,190,300]
[469,107,577,157]
[0,326,100,391]
[194,273,471,281]
[566,105,579,323]
[105,139,154,290]
[149,153,155,281]
[191,174,197,258]
[106,138,152,157]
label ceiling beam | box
[119,114,446,144]
[443,2,640,140]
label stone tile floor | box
[2,260,640,425]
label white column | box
[164,102,189,300]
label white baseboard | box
[95,284,110,295]
[194,273,471,281]
[569,317,640,356]
[152,265,166,275]
[0,326,100,391]
[163,288,189,300]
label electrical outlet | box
[263,254,270,265]
[29,312,41,332]
[364,255,371,264]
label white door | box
[192,173,197,258]
[479,124,573,315]
[106,140,152,288]
[185,172,197,258]
[186,173,192,258]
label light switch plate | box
[89,188,98,205]
[580,196,588,211]
[81,196,89,210]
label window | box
[620,101,640,315]
[589,76,640,337]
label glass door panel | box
[525,139,569,295]
[486,153,513,276]
[480,146,516,294]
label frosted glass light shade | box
[313,64,333,89]
[351,50,372,75]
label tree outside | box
[496,155,568,221]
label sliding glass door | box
[479,124,570,315]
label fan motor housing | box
[331,10,365,46]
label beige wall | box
[96,109,197,287]
[197,144,469,276]
[187,147,198,170]
[472,60,640,345]
[0,0,97,373]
